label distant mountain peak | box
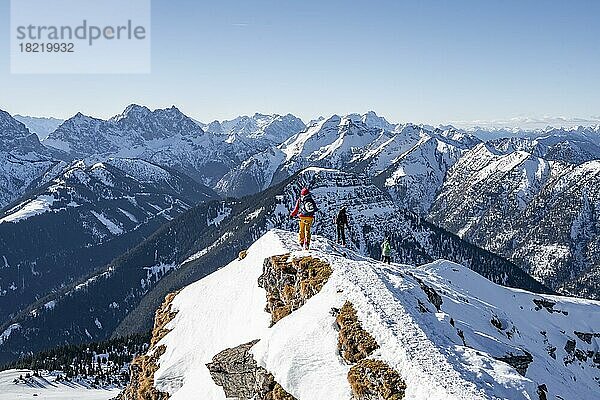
[13,115,65,141]
[124,103,150,113]
[111,104,151,122]
[0,110,28,135]
[0,109,47,151]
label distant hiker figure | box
[290,187,318,250]
[335,207,349,246]
[381,237,391,264]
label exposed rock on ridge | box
[118,291,179,400]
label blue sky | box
[1,0,599,125]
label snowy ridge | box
[150,229,600,400]
[0,194,59,223]
[0,158,208,229]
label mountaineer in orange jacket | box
[290,187,318,250]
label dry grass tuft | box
[336,301,379,363]
[268,382,297,400]
[348,359,406,400]
[150,290,180,347]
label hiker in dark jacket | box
[335,207,349,246]
[290,187,318,250]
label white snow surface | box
[89,211,123,235]
[152,229,600,400]
[0,369,120,400]
[0,195,57,223]
[0,324,21,345]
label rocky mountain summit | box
[120,229,600,399]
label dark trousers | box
[382,255,391,264]
[336,224,346,245]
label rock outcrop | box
[348,359,406,400]
[258,254,332,325]
[413,275,443,311]
[495,351,534,376]
[206,340,296,400]
[118,291,179,400]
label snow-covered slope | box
[373,126,479,213]
[0,369,119,400]
[132,229,600,400]
[429,143,600,297]
[13,115,64,141]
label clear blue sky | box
[1,0,599,125]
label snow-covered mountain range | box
[217,113,480,213]
[0,168,545,366]
[121,229,600,400]
[216,116,600,299]
[198,112,305,154]
[43,106,229,186]
[486,126,600,164]
[429,143,600,296]
[41,106,306,187]
[0,158,216,325]
[2,104,600,400]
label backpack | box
[301,195,317,217]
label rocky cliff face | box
[258,254,332,325]
[118,291,179,400]
[0,109,60,208]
